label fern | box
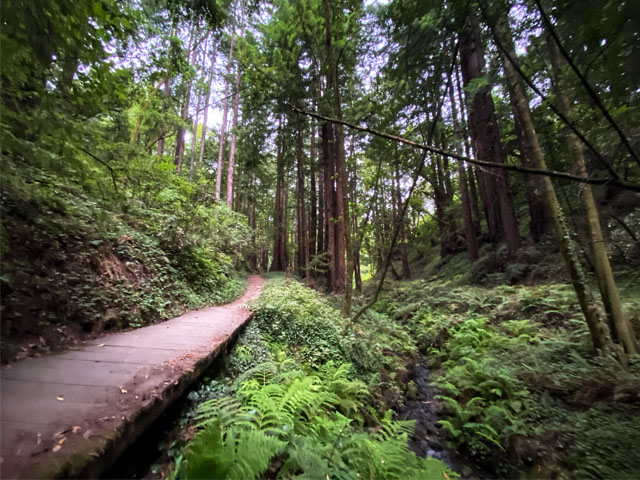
[183,419,286,479]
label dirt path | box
[0,275,264,479]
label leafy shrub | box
[1,152,249,362]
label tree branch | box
[77,146,119,194]
[286,104,640,193]
[533,0,640,168]
[476,0,621,179]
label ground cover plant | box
[1,156,250,363]
[168,276,456,479]
[374,278,640,478]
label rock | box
[425,423,439,435]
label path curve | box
[1,275,265,479]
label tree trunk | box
[226,10,245,207]
[448,70,479,259]
[198,39,219,167]
[157,78,171,156]
[548,35,636,355]
[495,13,614,355]
[459,15,519,255]
[175,27,199,172]
[296,115,310,277]
[317,157,325,256]
[188,89,203,181]
[395,162,411,278]
[322,123,336,289]
[215,31,237,200]
[226,62,241,207]
[323,0,351,311]
[271,116,288,271]
[309,121,317,258]
[454,61,482,235]
[510,92,548,242]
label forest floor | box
[0,275,263,479]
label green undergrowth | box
[1,157,250,363]
[374,279,640,478]
[169,276,456,479]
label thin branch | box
[77,146,119,194]
[350,149,427,324]
[533,0,640,168]
[286,104,640,193]
[476,0,620,179]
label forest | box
[1,0,640,478]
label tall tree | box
[215,17,238,199]
[198,37,219,167]
[296,115,310,277]
[175,25,201,172]
[448,68,479,260]
[459,14,520,255]
[226,8,246,207]
[489,4,615,355]
[547,28,636,355]
[271,115,288,271]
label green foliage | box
[376,278,640,477]
[167,278,456,479]
[1,149,249,361]
[250,279,346,369]
[250,278,418,409]
[184,418,286,479]
[177,358,455,480]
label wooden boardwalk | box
[0,276,264,479]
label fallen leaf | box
[52,445,61,453]
[120,388,128,394]
[98,343,105,347]
[37,433,42,445]
[56,395,64,402]
[58,437,66,445]
[72,426,81,434]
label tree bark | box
[322,0,351,311]
[198,39,219,167]
[317,155,325,256]
[510,91,548,242]
[174,26,199,172]
[448,69,479,259]
[454,61,482,235]
[215,30,237,200]
[157,79,171,156]
[548,35,636,355]
[459,14,519,255]
[271,116,288,271]
[322,123,336,289]
[296,115,310,277]
[309,121,317,258]
[394,162,411,278]
[495,13,614,355]
[226,61,242,206]
[188,88,203,181]
[226,10,245,207]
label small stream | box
[397,358,458,468]
[103,351,465,479]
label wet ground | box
[397,359,457,468]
